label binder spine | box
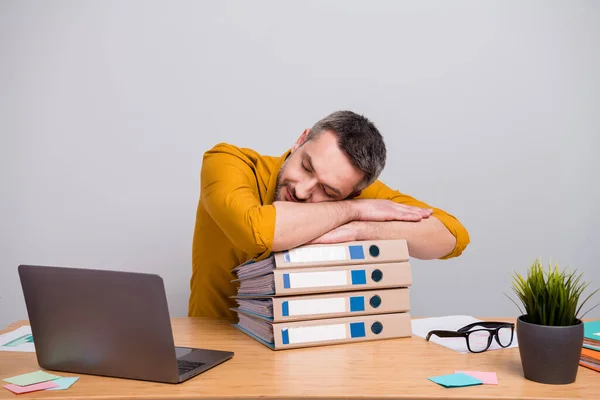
[281,322,365,345]
[274,262,411,295]
[282,244,365,264]
[272,313,412,349]
[275,240,409,268]
[273,288,409,321]
[281,270,366,290]
[280,296,362,317]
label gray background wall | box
[1,0,599,329]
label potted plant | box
[508,258,599,384]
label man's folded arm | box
[356,181,470,259]
[200,147,469,260]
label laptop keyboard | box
[178,359,205,375]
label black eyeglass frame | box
[425,321,515,353]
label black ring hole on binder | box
[371,321,383,334]
[371,269,383,282]
[369,295,382,308]
[369,245,380,257]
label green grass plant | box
[507,258,599,326]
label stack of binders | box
[230,239,413,350]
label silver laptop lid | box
[18,265,180,383]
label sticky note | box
[428,372,483,388]
[3,381,59,394]
[47,376,79,390]
[455,370,498,385]
[2,370,61,386]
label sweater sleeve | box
[199,144,276,260]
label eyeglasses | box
[425,321,515,353]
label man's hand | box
[308,216,457,259]
[272,199,432,252]
[352,199,433,222]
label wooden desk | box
[0,318,597,399]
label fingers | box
[420,208,434,217]
[396,203,433,218]
[389,203,434,221]
[398,212,424,221]
[354,199,434,222]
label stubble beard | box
[273,159,288,202]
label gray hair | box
[306,110,386,191]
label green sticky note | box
[3,370,61,386]
[428,372,483,388]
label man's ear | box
[291,129,310,152]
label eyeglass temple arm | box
[425,330,465,341]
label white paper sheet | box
[0,325,36,352]
[411,315,518,353]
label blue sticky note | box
[47,377,79,390]
[428,372,483,388]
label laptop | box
[18,264,234,384]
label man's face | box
[274,130,365,203]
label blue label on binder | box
[349,245,365,259]
[350,322,366,338]
[283,274,291,289]
[282,329,289,345]
[351,270,367,285]
[283,251,290,262]
[349,296,365,312]
[282,301,289,317]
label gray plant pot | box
[516,315,584,384]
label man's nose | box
[295,178,317,201]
